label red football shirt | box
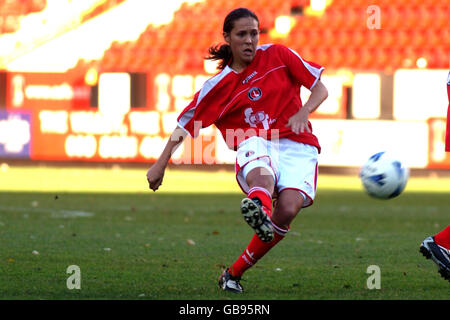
[177,44,324,152]
[445,71,450,152]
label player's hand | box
[146,163,165,192]
[286,107,311,134]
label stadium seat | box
[342,7,362,31]
[371,48,389,71]
[378,30,394,48]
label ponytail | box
[205,44,232,70]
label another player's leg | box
[434,225,450,249]
[420,225,450,281]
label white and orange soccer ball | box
[360,151,409,199]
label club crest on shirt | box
[248,87,262,101]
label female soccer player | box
[147,8,328,293]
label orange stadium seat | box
[387,50,405,71]
[323,8,346,30]
[431,4,450,30]
[329,48,345,69]
[390,29,411,49]
[335,31,351,49]
[320,28,337,48]
[341,48,358,68]
[430,48,449,69]
[27,0,46,12]
[371,48,390,71]
[347,30,366,50]
[342,7,363,31]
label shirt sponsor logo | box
[244,107,275,130]
[243,71,257,84]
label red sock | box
[230,222,289,277]
[434,225,450,249]
[247,187,272,216]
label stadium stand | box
[95,0,449,75]
[1,0,448,74]
[0,0,46,34]
[0,0,125,69]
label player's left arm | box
[286,80,328,134]
[276,44,327,134]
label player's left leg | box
[271,189,306,231]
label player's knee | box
[280,203,301,219]
[246,167,275,192]
[274,201,302,227]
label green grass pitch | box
[0,165,449,300]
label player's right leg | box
[218,137,278,292]
[235,136,277,242]
[219,169,276,292]
[240,167,275,242]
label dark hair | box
[205,8,259,70]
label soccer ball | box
[360,152,409,199]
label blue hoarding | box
[0,111,31,158]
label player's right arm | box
[146,126,187,191]
[147,71,227,191]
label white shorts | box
[235,136,319,208]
